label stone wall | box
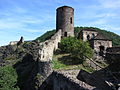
[106,47,120,53]
[40,70,96,90]
[52,71,95,90]
[9,41,18,45]
[82,30,98,41]
[106,47,120,63]
[38,29,61,62]
[93,40,112,52]
[38,30,61,77]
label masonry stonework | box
[56,6,74,37]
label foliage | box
[59,37,78,53]
[36,30,56,42]
[52,59,67,69]
[59,37,93,62]
[52,54,95,72]
[0,65,19,90]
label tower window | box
[70,17,72,24]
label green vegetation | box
[52,37,94,72]
[52,54,94,72]
[0,65,19,90]
[36,30,56,42]
[60,37,93,62]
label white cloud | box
[94,13,116,18]
[0,21,25,29]
[98,0,120,8]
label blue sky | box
[0,0,120,46]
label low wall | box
[106,47,120,53]
[40,71,95,90]
[106,47,120,62]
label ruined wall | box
[38,30,61,62]
[82,30,98,41]
[9,41,18,45]
[38,30,61,77]
[106,47,120,53]
[93,40,112,52]
[52,71,95,90]
[106,47,120,62]
[42,70,96,90]
[56,6,74,37]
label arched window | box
[87,35,90,40]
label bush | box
[0,65,19,90]
[60,37,93,62]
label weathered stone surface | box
[56,6,74,37]
[39,69,96,90]
[38,30,61,62]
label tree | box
[60,37,93,62]
[0,65,19,90]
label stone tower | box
[56,6,74,37]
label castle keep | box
[56,6,74,37]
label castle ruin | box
[78,29,112,56]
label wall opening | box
[70,17,72,24]
[87,35,90,40]
[99,46,105,56]
[64,32,67,37]
[92,33,95,38]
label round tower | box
[56,6,74,37]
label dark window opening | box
[99,46,105,56]
[70,17,72,24]
[92,33,95,38]
[60,87,63,90]
[87,35,90,40]
[99,46,105,51]
[64,32,67,37]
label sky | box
[0,0,120,46]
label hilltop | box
[36,27,120,46]
[0,27,120,90]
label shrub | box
[59,37,93,62]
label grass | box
[52,53,95,72]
